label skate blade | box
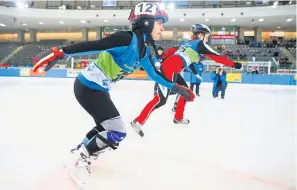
[173,120,190,125]
[64,164,86,190]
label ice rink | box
[0,77,295,190]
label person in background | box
[212,66,227,99]
[189,60,205,96]
[252,68,259,74]
[152,46,164,69]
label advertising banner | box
[30,69,45,76]
[20,68,45,77]
[212,35,236,39]
[125,71,148,79]
[277,69,297,74]
[226,73,242,82]
[20,68,30,76]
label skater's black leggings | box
[190,82,201,95]
[74,78,120,139]
[155,73,188,108]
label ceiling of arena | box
[0,3,295,33]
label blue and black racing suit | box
[61,30,188,155]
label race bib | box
[134,2,157,15]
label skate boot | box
[90,142,119,160]
[70,137,89,153]
[65,144,93,189]
[130,120,144,137]
[173,118,190,124]
[71,144,92,175]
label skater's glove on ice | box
[172,84,195,102]
[233,62,242,69]
[32,46,64,72]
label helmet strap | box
[146,34,161,59]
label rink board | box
[0,67,296,85]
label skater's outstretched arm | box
[32,31,133,72]
[197,42,242,69]
[62,31,132,56]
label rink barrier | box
[0,68,296,85]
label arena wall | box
[0,68,295,85]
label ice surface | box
[0,77,295,190]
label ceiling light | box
[180,18,184,22]
[205,18,210,22]
[168,2,175,10]
[231,18,236,22]
[277,26,280,28]
[22,23,27,26]
[59,21,64,24]
[16,2,25,8]
[258,18,264,22]
[0,23,6,27]
[286,18,293,22]
[159,3,165,9]
[39,22,44,25]
[104,20,108,23]
[80,20,86,23]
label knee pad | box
[86,130,126,154]
[101,116,126,133]
[106,131,127,144]
[100,117,127,144]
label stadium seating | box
[7,40,67,66]
[1,38,295,70]
[0,42,21,61]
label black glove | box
[32,46,65,72]
[171,84,195,102]
[234,62,242,69]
